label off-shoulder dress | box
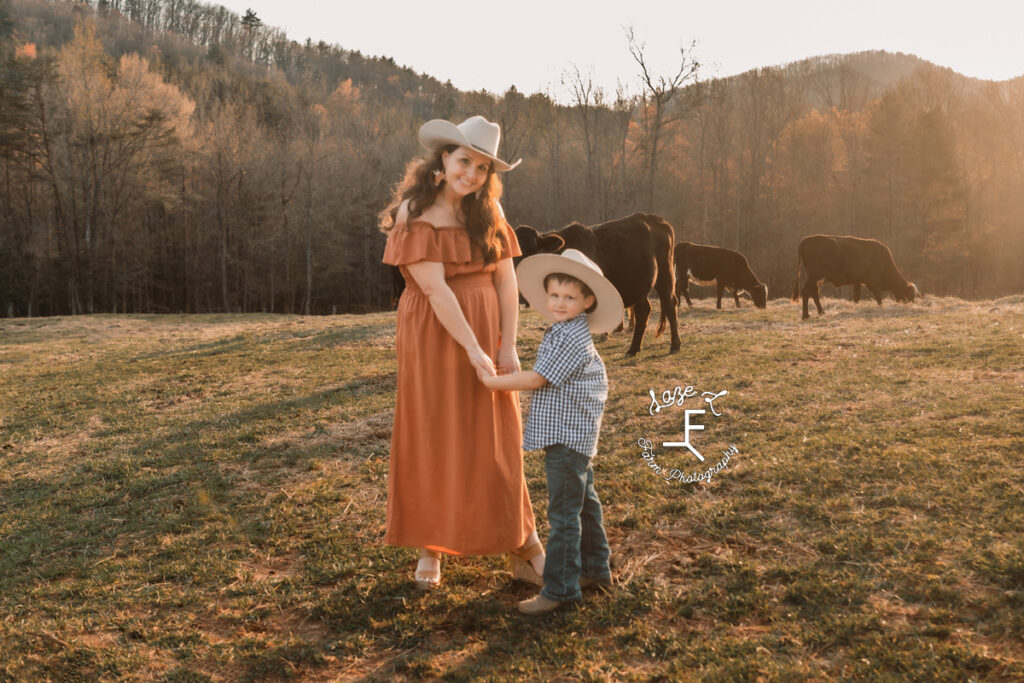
[381,219,536,555]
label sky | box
[213,0,1024,101]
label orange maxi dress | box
[381,219,536,555]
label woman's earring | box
[433,169,444,187]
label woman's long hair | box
[380,145,506,264]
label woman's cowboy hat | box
[419,116,522,172]
[516,249,624,334]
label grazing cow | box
[792,234,920,319]
[674,242,768,309]
[515,213,680,356]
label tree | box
[241,9,261,29]
[30,19,194,313]
[626,27,701,211]
[689,78,735,245]
[240,8,260,61]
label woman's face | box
[441,146,492,197]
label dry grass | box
[1,297,1023,680]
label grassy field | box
[1,295,1023,681]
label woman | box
[380,115,545,590]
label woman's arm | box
[405,260,496,378]
[492,256,521,374]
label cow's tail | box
[791,246,802,302]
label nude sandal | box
[510,541,545,587]
[414,556,441,591]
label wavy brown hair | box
[380,145,506,264]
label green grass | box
[1,296,1023,680]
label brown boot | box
[517,592,563,615]
[579,576,613,590]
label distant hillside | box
[7,0,460,106]
[5,0,994,110]
[3,0,1023,319]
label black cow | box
[792,234,920,319]
[390,266,405,305]
[674,242,768,309]
[515,213,680,357]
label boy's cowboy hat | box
[419,115,522,172]
[516,249,624,334]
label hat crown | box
[558,249,604,277]
[457,116,501,158]
[418,115,521,171]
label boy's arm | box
[477,368,548,392]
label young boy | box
[477,249,624,615]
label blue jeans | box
[541,444,611,602]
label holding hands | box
[467,346,497,380]
[476,359,547,393]
[477,368,500,388]
[497,344,521,375]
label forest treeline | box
[2,0,1023,317]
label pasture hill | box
[1,295,1023,679]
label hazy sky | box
[214,0,1024,101]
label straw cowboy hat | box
[516,249,625,334]
[419,115,522,172]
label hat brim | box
[516,253,624,334]
[419,120,521,172]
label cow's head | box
[513,225,566,307]
[554,222,598,260]
[752,283,768,309]
[514,225,565,262]
[895,282,920,303]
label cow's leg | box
[813,282,825,316]
[653,265,680,353]
[869,285,883,305]
[853,283,862,303]
[732,288,741,308]
[679,279,692,307]
[659,290,681,353]
[716,283,724,309]
[626,297,652,357]
[803,278,823,318]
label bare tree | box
[626,26,701,211]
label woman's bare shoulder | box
[395,199,411,225]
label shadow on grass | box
[314,571,657,680]
[0,377,395,593]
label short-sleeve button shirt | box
[523,314,608,457]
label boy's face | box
[545,279,595,324]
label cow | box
[390,265,406,305]
[674,242,768,309]
[515,213,680,357]
[792,234,920,319]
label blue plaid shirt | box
[522,314,608,458]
